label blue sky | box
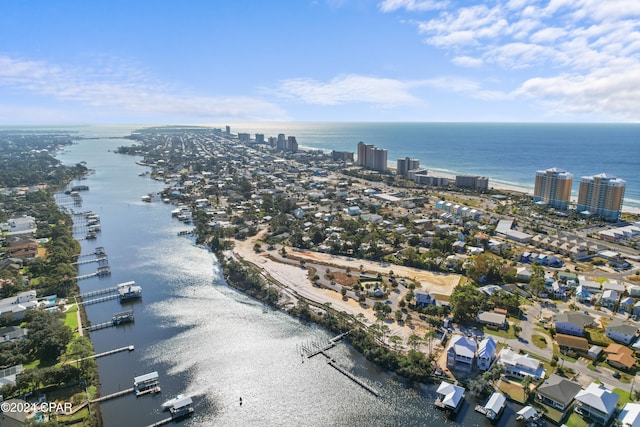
[1,0,639,124]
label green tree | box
[449,283,483,325]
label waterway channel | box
[55,126,523,426]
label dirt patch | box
[327,271,359,287]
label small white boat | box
[161,394,186,410]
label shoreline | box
[421,168,640,215]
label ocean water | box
[220,122,640,209]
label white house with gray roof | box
[574,382,619,425]
[477,336,497,371]
[606,319,639,345]
[553,312,595,337]
[446,334,476,371]
[496,348,546,381]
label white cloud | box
[378,0,447,12]
[276,74,424,106]
[452,55,484,67]
[396,0,640,120]
[514,66,640,120]
[0,55,288,122]
[529,27,566,44]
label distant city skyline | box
[1,1,640,124]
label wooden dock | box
[72,256,108,265]
[90,387,134,403]
[69,345,134,364]
[326,359,380,397]
[84,311,135,331]
[79,286,118,299]
[146,408,195,427]
[299,331,349,358]
[79,293,119,305]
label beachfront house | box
[574,383,619,425]
[496,348,546,381]
[446,334,476,371]
[536,374,582,414]
[553,312,595,337]
[605,319,639,344]
[477,336,497,371]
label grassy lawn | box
[565,412,590,427]
[23,359,40,370]
[532,334,548,349]
[483,323,516,340]
[585,327,612,346]
[536,402,565,425]
[64,304,79,332]
[497,378,526,404]
[614,387,633,405]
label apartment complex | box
[576,173,626,221]
[533,167,573,209]
[455,175,489,190]
[533,168,626,221]
[357,142,387,172]
[396,157,420,176]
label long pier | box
[85,313,135,331]
[72,256,108,265]
[326,359,380,397]
[79,286,118,299]
[298,331,378,397]
[69,345,134,364]
[90,387,134,403]
[79,293,119,306]
[146,409,194,427]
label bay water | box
[55,127,518,426]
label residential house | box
[6,239,38,260]
[602,279,627,293]
[496,348,546,381]
[606,319,638,345]
[574,382,619,425]
[601,289,619,310]
[605,344,636,371]
[634,301,640,319]
[435,381,465,413]
[477,311,507,330]
[0,326,28,345]
[477,336,497,371]
[446,334,477,371]
[555,333,590,357]
[618,402,640,427]
[553,312,595,337]
[552,281,568,299]
[0,290,38,321]
[620,296,635,313]
[536,374,582,413]
[574,285,592,304]
[414,291,436,307]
